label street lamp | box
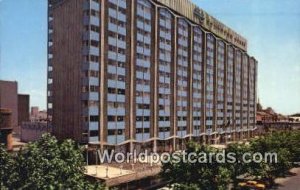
[120,165,123,175]
[95,165,98,176]
[106,166,109,178]
[85,144,89,166]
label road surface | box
[274,168,300,190]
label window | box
[90,130,99,137]
[108,116,115,122]
[90,116,99,122]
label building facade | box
[48,0,258,152]
[0,108,14,151]
[18,94,30,126]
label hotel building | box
[47,0,257,152]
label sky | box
[0,0,299,115]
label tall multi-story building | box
[47,0,257,152]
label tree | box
[0,134,104,190]
[248,132,294,186]
[0,144,18,189]
[162,131,300,189]
[161,141,231,190]
[226,143,250,189]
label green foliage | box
[248,131,299,185]
[161,142,231,190]
[0,144,18,189]
[0,134,104,190]
[161,131,300,189]
[226,143,250,189]
[173,183,199,190]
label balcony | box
[107,122,126,130]
[206,128,212,135]
[107,80,125,89]
[47,83,53,91]
[82,77,99,86]
[177,131,187,138]
[83,31,99,41]
[82,92,99,101]
[159,132,170,140]
[91,1,100,11]
[158,121,170,127]
[85,122,99,131]
[136,109,150,116]
[82,46,99,56]
[136,122,150,128]
[107,107,125,116]
[83,15,100,26]
[48,70,53,78]
[177,121,187,127]
[107,94,126,102]
[89,136,99,143]
[82,61,99,71]
[136,97,150,104]
[82,106,99,116]
[47,96,53,103]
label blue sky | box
[0,0,299,115]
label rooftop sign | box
[155,0,248,51]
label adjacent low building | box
[0,80,31,135]
[48,0,258,152]
[0,80,18,133]
[0,108,14,151]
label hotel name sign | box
[155,0,248,51]
[194,8,247,51]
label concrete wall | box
[21,122,51,142]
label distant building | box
[256,107,288,124]
[30,107,48,122]
[256,111,274,124]
[0,80,18,133]
[18,94,30,125]
[31,107,39,117]
[289,114,300,122]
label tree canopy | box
[0,134,103,190]
[161,131,300,189]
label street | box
[274,168,300,190]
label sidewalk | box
[274,168,300,190]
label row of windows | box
[85,25,100,33]
[82,85,99,92]
[108,2,126,15]
[84,9,99,17]
[108,45,126,54]
[108,31,126,41]
[108,88,126,95]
